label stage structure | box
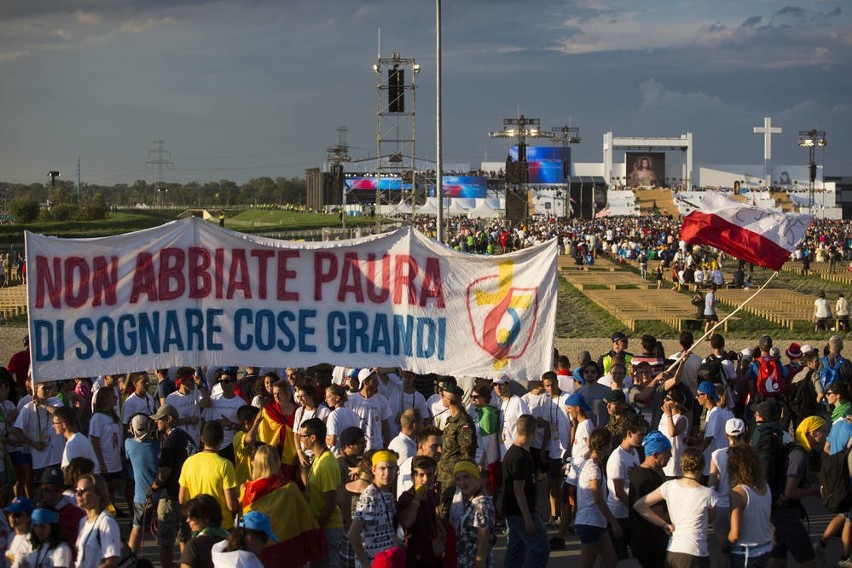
[490,115,560,222]
[374,52,420,219]
[603,132,693,190]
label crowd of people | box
[0,327,851,567]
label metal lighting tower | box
[146,140,174,208]
[551,125,581,217]
[327,126,352,227]
[798,129,826,213]
[489,115,554,222]
[373,52,419,224]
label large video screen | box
[441,176,487,198]
[344,177,409,192]
[509,146,570,183]
[625,152,665,188]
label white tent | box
[469,198,504,218]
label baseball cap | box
[611,331,628,342]
[740,348,753,361]
[37,467,65,486]
[3,497,34,515]
[31,508,60,525]
[339,427,365,447]
[150,404,179,422]
[130,414,156,441]
[357,368,377,389]
[801,344,815,354]
[751,400,780,422]
[725,418,746,436]
[239,511,278,542]
[492,376,510,385]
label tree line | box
[1,177,308,223]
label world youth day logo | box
[466,261,539,370]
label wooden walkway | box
[781,261,852,286]
[0,285,27,321]
[582,289,733,332]
[715,288,814,329]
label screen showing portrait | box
[625,152,665,188]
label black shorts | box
[704,314,719,322]
[770,506,815,562]
[547,458,564,479]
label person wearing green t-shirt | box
[299,417,342,568]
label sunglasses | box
[75,487,93,496]
[470,395,480,400]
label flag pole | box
[665,270,780,373]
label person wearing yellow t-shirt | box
[231,405,260,486]
[178,421,239,529]
[299,417,342,567]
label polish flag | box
[680,192,812,271]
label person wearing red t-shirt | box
[7,335,30,393]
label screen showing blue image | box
[509,146,570,183]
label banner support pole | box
[666,270,779,373]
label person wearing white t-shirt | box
[521,378,549,471]
[657,389,689,478]
[571,428,621,565]
[89,387,123,512]
[541,373,570,522]
[324,384,360,454]
[348,369,392,451]
[550,393,594,549]
[634,447,718,566]
[708,417,747,566]
[204,371,247,462]
[54,406,100,473]
[493,377,529,460]
[605,414,645,559]
[387,408,418,462]
[122,373,158,425]
[399,372,429,427]
[165,371,207,445]
[12,382,64,481]
[695,381,733,477]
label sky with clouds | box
[1,0,850,185]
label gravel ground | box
[1,318,826,376]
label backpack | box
[819,443,852,514]
[698,354,725,386]
[753,425,793,508]
[756,356,785,398]
[789,369,819,422]
[820,356,847,389]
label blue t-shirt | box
[828,419,852,456]
[124,438,159,503]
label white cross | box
[753,117,782,187]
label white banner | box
[26,218,557,382]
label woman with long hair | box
[251,373,279,409]
[550,393,594,550]
[448,459,496,568]
[239,444,324,568]
[658,389,688,478]
[74,474,120,568]
[726,444,772,568]
[246,380,299,484]
[27,507,73,568]
[574,428,620,568]
[324,384,359,455]
[634,447,717,567]
[339,451,375,568]
[88,387,123,514]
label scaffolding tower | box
[374,52,419,217]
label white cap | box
[801,344,816,354]
[357,368,376,389]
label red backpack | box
[756,356,785,397]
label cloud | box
[0,49,26,61]
[742,15,762,28]
[777,6,805,18]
